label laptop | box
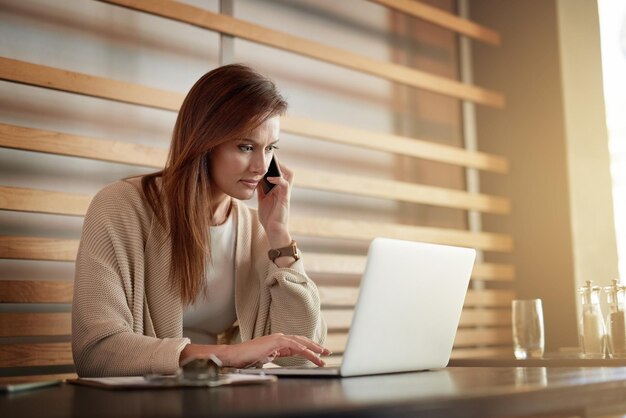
[238,237,476,377]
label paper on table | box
[68,373,276,390]
[1,380,62,393]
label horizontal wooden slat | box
[0,236,78,261]
[0,237,515,285]
[323,309,354,330]
[369,0,501,45]
[0,342,73,368]
[454,327,512,347]
[0,185,513,252]
[296,168,510,214]
[458,309,511,327]
[450,346,512,359]
[0,57,181,110]
[471,263,515,281]
[319,286,361,306]
[0,186,91,216]
[281,116,509,174]
[0,296,506,333]
[0,239,501,282]
[290,217,513,252]
[0,288,511,330]
[306,254,367,276]
[0,164,510,217]
[325,327,512,353]
[464,289,515,308]
[0,123,167,168]
[0,313,71,337]
[0,63,508,172]
[325,333,349,354]
[98,0,504,108]
[0,280,73,303]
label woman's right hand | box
[179,333,331,368]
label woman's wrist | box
[267,230,292,250]
[273,254,297,268]
[179,343,229,366]
[269,239,300,268]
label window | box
[598,0,626,279]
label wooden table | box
[4,367,626,417]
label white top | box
[182,211,237,344]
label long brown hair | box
[141,64,288,305]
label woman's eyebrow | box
[237,138,280,145]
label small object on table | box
[579,280,607,358]
[604,279,626,359]
[512,298,545,359]
[1,380,62,394]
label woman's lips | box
[240,179,260,188]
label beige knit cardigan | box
[72,178,327,377]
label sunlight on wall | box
[598,0,626,280]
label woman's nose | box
[250,151,268,174]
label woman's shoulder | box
[79,178,159,266]
[88,177,150,217]
[96,177,142,196]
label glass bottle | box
[578,280,606,358]
[605,279,626,358]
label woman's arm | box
[72,252,189,376]
[72,181,189,377]
[179,334,329,368]
[255,163,328,365]
[262,258,328,348]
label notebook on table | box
[238,237,476,378]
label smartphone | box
[261,155,282,195]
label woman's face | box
[210,116,280,201]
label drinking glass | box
[512,299,545,359]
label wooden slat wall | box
[0,279,75,375]
[0,241,513,284]
[368,0,501,45]
[98,0,505,108]
[0,64,509,173]
[0,0,512,379]
[280,117,509,173]
[0,126,510,213]
[0,281,73,303]
[0,313,71,338]
[0,282,512,329]
[0,185,513,251]
[0,343,73,368]
[0,276,516,362]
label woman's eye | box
[266,144,279,152]
[238,145,253,152]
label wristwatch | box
[268,240,300,262]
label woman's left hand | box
[257,160,293,249]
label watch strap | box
[268,240,300,262]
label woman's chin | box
[229,188,255,201]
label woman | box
[72,64,329,377]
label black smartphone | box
[261,155,282,195]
